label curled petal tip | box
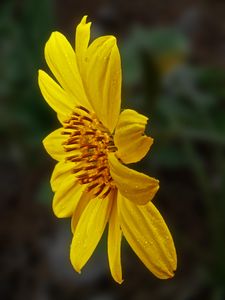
[79,15,91,27]
[70,252,82,274]
[166,270,176,279]
[117,278,124,284]
[81,15,88,23]
[75,266,82,274]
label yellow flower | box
[38,16,177,284]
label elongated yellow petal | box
[108,191,123,284]
[71,191,93,233]
[108,153,159,205]
[82,36,121,132]
[75,15,91,68]
[42,128,66,161]
[70,195,113,273]
[50,160,75,192]
[44,31,91,110]
[118,192,177,279]
[53,174,86,218]
[38,70,75,118]
[114,109,153,164]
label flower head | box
[38,16,177,284]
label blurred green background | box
[1,0,225,299]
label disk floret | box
[62,106,116,198]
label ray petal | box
[108,153,159,205]
[52,174,86,218]
[114,109,153,164]
[38,70,76,118]
[44,31,91,110]
[42,128,67,161]
[82,36,121,132]
[118,192,177,279]
[50,160,75,192]
[75,15,91,69]
[108,190,123,284]
[71,191,93,233]
[70,195,113,272]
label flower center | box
[62,106,116,198]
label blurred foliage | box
[122,26,188,86]
[1,1,225,299]
[0,0,55,168]
[121,26,225,298]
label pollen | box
[61,106,117,198]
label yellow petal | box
[118,192,177,279]
[108,153,159,205]
[42,128,66,161]
[70,195,113,273]
[108,190,123,284]
[52,174,86,218]
[114,109,153,164]
[75,15,91,68]
[82,36,121,132]
[50,160,74,192]
[38,70,76,118]
[71,191,93,233]
[57,112,69,124]
[44,31,91,110]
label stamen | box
[69,131,81,136]
[70,157,83,162]
[64,125,80,130]
[61,131,71,135]
[71,167,83,173]
[72,112,80,117]
[102,186,111,198]
[94,183,106,197]
[97,166,107,172]
[77,105,90,113]
[82,116,93,122]
[64,147,79,152]
[84,165,97,171]
[62,106,117,198]
[85,131,95,135]
[81,153,93,159]
[72,121,84,126]
[87,183,99,192]
[66,154,79,160]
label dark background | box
[1,0,225,299]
